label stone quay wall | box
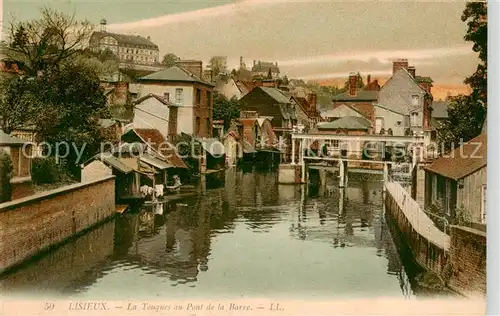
[0,176,115,274]
[448,225,486,297]
[385,181,486,298]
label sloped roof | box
[140,66,214,86]
[122,128,188,169]
[373,103,406,115]
[259,87,290,103]
[93,153,133,174]
[424,133,487,180]
[0,130,28,145]
[431,100,449,119]
[140,153,173,170]
[317,116,372,130]
[91,31,158,48]
[332,90,378,101]
[133,93,176,107]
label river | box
[0,169,447,299]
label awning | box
[140,153,173,170]
[95,153,133,174]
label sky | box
[1,0,479,86]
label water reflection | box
[1,169,439,299]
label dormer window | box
[412,95,419,106]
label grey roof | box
[317,116,372,130]
[332,90,378,101]
[194,137,225,156]
[0,130,28,145]
[431,100,449,119]
[140,153,173,170]
[140,66,214,86]
[260,87,290,104]
[94,153,134,174]
[91,31,158,48]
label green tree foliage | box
[209,56,228,77]
[437,95,486,152]
[0,149,13,203]
[161,53,180,67]
[213,93,240,129]
[462,2,487,104]
[7,7,93,76]
[31,157,60,184]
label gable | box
[322,104,363,118]
[378,69,426,114]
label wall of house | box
[1,145,32,179]
[323,104,363,120]
[378,70,425,120]
[0,176,115,273]
[216,78,242,100]
[133,97,170,138]
[292,99,310,127]
[81,161,113,183]
[458,167,487,224]
[240,89,284,128]
[192,83,213,138]
[374,106,406,136]
[138,83,195,135]
[260,120,277,147]
[448,225,486,297]
[331,102,374,122]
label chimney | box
[175,60,203,79]
[253,60,256,66]
[147,36,151,41]
[275,61,278,67]
[240,56,243,68]
[392,58,409,75]
[348,72,358,96]
[423,98,431,130]
[367,74,371,86]
[408,66,416,78]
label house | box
[138,66,215,138]
[429,99,450,140]
[251,60,280,78]
[131,94,179,140]
[331,72,378,122]
[214,74,244,100]
[0,130,33,181]
[377,59,433,136]
[372,103,407,136]
[322,103,365,122]
[89,19,160,66]
[239,87,295,160]
[423,133,487,224]
[223,127,242,167]
[315,116,372,161]
[290,93,322,130]
[120,128,189,187]
[81,152,155,201]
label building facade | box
[137,66,215,138]
[89,19,160,66]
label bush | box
[0,149,13,202]
[31,157,61,184]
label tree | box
[209,56,227,77]
[0,149,13,203]
[437,95,486,152]
[343,72,364,90]
[213,93,240,129]
[462,2,487,105]
[161,53,180,67]
[7,7,93,76]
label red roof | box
[424,133,487,180]
[125,128,188,169]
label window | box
[375,117,384,134]
[206,91,212,108]
[163,93,170,101]
[412,95,419,106]
[411,112,419,126]
[196,88,201,106]
[175,88,184,105]
[481,184,487,223]
[196,117,201,134]
[206,118,211,135]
